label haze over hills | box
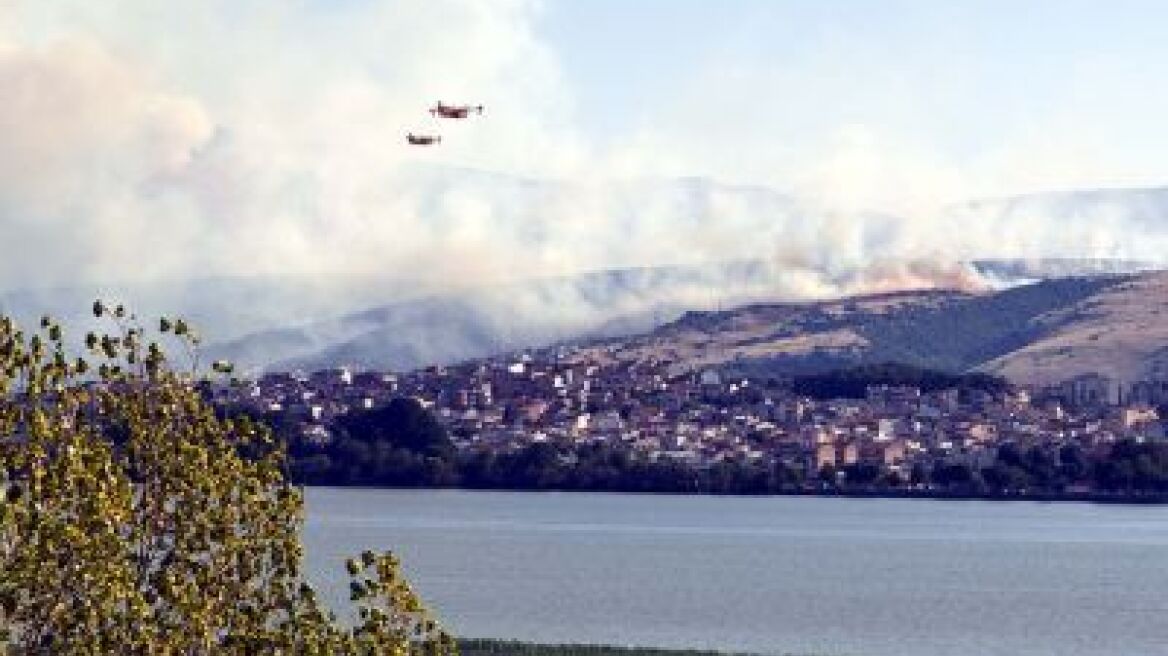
[6,2,1168,387]
[189,175,1168,375]
[2,172,1167,377]
[205,260,819,374]
[208,260,1158,380]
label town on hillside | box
[215,346,1168,495]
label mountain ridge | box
[573,272,1168,387]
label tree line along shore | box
[232,389,1168,502]
[459,639,813,656]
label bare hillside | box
[981,272,1168,384]
[575,289,965,375]
[579,275,1142,384]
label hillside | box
[207,261,791,373]
[575,273,1161,385]
[205,266,1168,382]
[202,256,1163,374]
[4,261,1159,384]
[981,272,1168,384]
[4,170,1168,375]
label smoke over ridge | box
[2,0,1168,338]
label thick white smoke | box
[1,0,1167,315]
[0,0,585,288]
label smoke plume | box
[1,0,1167,345]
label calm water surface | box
[303,489,1168,656]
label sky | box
[540,0,1168,204]
[2,0,1168,293]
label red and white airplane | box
[406,133,441,146]
[429,101,484,119]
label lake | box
[303,489,1168,656]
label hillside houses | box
[219,345,1168,486]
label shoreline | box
[301,484,1168,505]
[459,638,808,656]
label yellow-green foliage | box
[0,302,457,655]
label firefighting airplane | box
[429,101,484,119]
[406,133,441,146]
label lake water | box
[303,489,1168,656]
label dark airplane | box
[407,133,441,146]
[429,101,484,119]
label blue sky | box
[553,0,1168,186]
[535,0,1168,201]
[541,0,1167,139]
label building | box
[1057,373,1113,408]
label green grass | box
[458,638,818,656]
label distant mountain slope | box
[847,275,1125,371]
[577,274,1143,384]
[205,262,1157,376]
[959,186,1168,234]
[0,275,429,344]
[981,272,1168,385]
[4,171,1168,375]
[207,261,793,373]
[577,289,968,376]
[970,257,1157,282]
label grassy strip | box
[458,638,813,656]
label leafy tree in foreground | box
[0,303,456,655]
